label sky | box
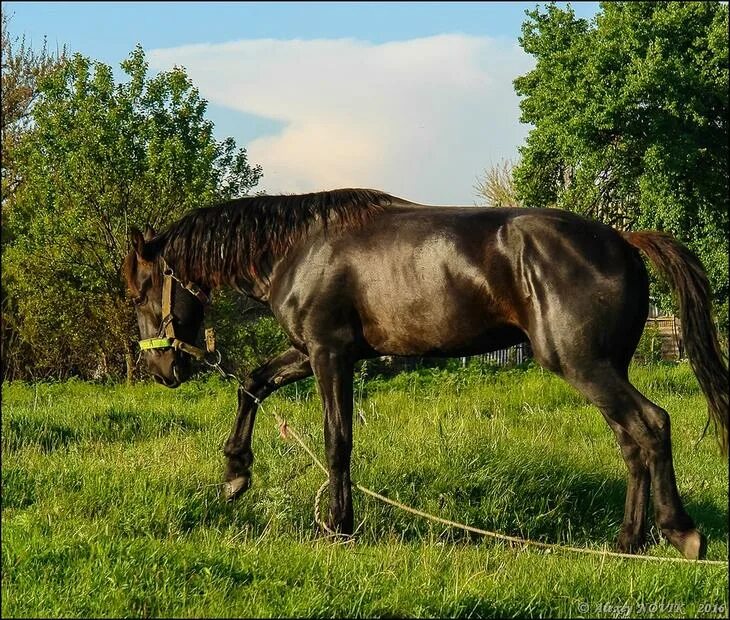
[4,2,601,204]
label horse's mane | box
[151,188,394,289]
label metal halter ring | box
[204,349,222,367]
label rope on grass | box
[242,388,728,566]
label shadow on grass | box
[4,408,202,454]
[5,418,78,454]
[684,498,730,542]
[138,451,727,558]
[352,456,729,550]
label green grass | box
[2,362,728,618]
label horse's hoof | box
[224,476,250,502]
[320,527,355,542]
[616,530,646,554]
[323,518,355,538]
[664,528,707,560]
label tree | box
[1,14,67,379]
[512,2,729,328]
[2,46,262,381]
[1,13,66,204]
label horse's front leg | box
[223,347,312,500]
[311,347,355,535]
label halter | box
[138,259,211,361]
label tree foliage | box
[1,14,68,379]
[2,46,262,380]
[513,1,729,327]
[1,13,66,205]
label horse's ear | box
[130,227,146,257]
[130,226,163,262]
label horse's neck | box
[204,255,273,305]
[171,209,329,304]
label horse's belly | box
[350,233,524,355]
[356,282,519,356]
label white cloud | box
[149,35,533,205]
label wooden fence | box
[645,316,683,360]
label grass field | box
[2,361,728,618]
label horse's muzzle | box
[153,371,181,388]
[147,353,190,388]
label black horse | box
[123,188,728,559]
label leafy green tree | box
[513,2,728,328]
[3,46,262,381]
[1,13,66,205]
[1,14,67,380]
[208,296,290,376]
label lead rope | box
[205,352,727,566]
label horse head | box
[123,226,207,388]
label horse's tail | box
[622,230,728,455]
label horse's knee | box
[621,443,648,476]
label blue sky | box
[5,2,601,203]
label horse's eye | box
[132,295,147,307]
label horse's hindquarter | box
[508,209,649,369]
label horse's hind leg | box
[223,347,312,501]
[618,386,705,559]
[602,416,650,553]
[562,363,704,559]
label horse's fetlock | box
[223,442,253,464]
[656,510,694,533]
